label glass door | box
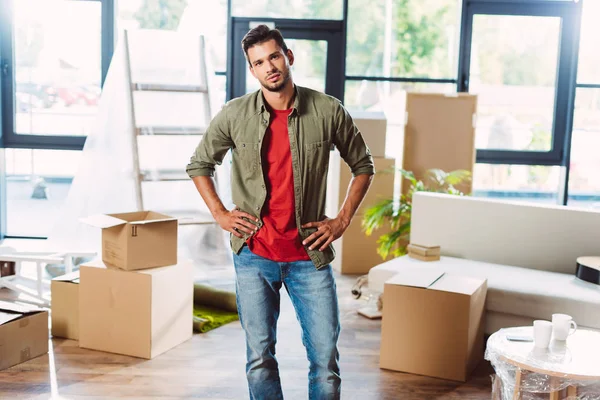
[229,18,345,101]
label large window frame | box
[458,0,582,169]
[0,0,114,151]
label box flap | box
[0,300,43,325]
[52,271,80,283]
[0,300,42,314]
[129,217,177,225]
[385,266,445,288]
[0,312,22,326]
[79,214,127,229]
[431,274,486,296]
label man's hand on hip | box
[301,218,348,252]
[215,208,259,238]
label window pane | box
[567,88,600,209]
[473,164,561,205]
[117,0,228,73]
[469,15,560,152]
[344,81,456,159]
[14,0,102,137]
[5,149,80,237]
[577,0,600,83]
[232,0,342,20]
[346,0,460,78]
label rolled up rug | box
[192,282,239,333]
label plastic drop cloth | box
[486,327,600,400]
[46,29,233,268]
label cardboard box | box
[51,271,80,340]
[332,216,388,275]
[327,154,396,274]
[351,111,387,158]
[0,301,49,371]
[81,211,178,271]
[402,93,477,195]
[380,266,487,381]
[327,153,396,218]
[79,258,193,359]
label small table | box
[486,326,600,399]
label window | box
[117,0,228,73]
[5,149,80,237]
[346,0,460,79]
[567,88,600,209]
[2,0,104,149]
[472,164,561,205]
[576,0,600,84]
[231,0,343,20]
[469,15,560,152]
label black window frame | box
[0,0,114,151]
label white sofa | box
[368,192,600,334]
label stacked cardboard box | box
[407,243,441,262]
[51,211,193,359]
[327,112,396,274]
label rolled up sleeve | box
[186,103,234,178]
[332,101,375,177]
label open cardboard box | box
[0,301,49,371]
[380,265,487,382]
[80,211,178,271]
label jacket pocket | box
[304,140,330,171]
[234,142,260,171]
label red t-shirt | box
[247,108,311,262]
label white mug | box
[533,320,553,348]
[552,314,577,341]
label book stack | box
[407,243,441,262]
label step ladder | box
[122,29,217,226]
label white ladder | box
[122,29,217,226]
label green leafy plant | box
[362,168,471,260]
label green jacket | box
[186,85,375,269]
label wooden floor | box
[0,267,495,399]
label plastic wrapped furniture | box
[486,326,600,399]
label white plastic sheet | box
[46,29,233,268]
[486,327,600,400]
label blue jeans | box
[233,246,341,400]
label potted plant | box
[361,168,471,260]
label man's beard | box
[262,69,291,92]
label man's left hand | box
[301,218,348,252]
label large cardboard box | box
[327,153,396,274]
[51,271,80,340]
[331,217,387,275]
[327,153,396,218]
[380,266,487,381]
[351,111,387,158]
[81,211,178,271]
[0,301,49,371]
[79,258,193,359]
[402,93,477,195]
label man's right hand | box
[215,208,260,238]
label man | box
[186,24,374,400]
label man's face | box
[247,39,294,93]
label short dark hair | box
[241,24,289,66]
